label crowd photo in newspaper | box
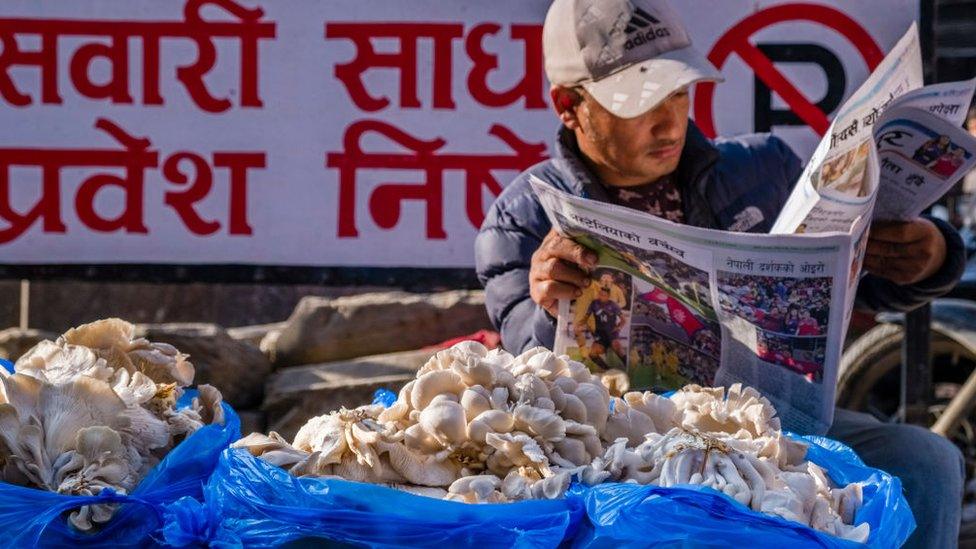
[535,23,976,436]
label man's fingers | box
[866,235,935,259]
[869,221,911,242]
[535,257,590,288]
[531,229,598,316]
[543,232,598,268]
[869,219,932,243]
[531,278,581,317]
[865,221,944,283]
[863,254,891,275]
[865,239,907,258]
[536,280,582,303]
[864,253,925,285]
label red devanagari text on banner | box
[0,117,265,244]
[466,23,546,109]
[326,119,546,239]
[0,0,276,112]
[326,22,546,111]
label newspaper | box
[771,24,976,234]
[528,23,976,435]
[531,179,854,435]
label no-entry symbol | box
[693,3,884,138]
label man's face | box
[599,273,614,286]
[574,88,690,187]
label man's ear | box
[551,86,582,130]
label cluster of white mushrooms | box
[235,342,869,542]
[0,319,225,531]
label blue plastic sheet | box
[568,434,915,548]
[159,382,913,548]
[193,448,585,548]
[372,388,398,408]
[0,389,241,548]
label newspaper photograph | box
[531,178,854,435]
[874,109,976,220]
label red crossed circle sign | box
[693,3,885,138]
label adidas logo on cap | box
[624,6,671,50]
[542,0,722,118]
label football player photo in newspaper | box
[567,268,633,372]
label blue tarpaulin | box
[0,385,240,548]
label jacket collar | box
[553,121,720,204]
[676,122,721,196]
[553,126,607,201]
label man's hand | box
[864,219,947,285]
[530,229,598,317]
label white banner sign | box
[0,0,918,270]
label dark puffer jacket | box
[475,122,966,353]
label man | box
[914,135,952,165]
[573,271,626,355]
[930,146,967,178]
[474,0,967,546]
[582,286,626,370]
[759,305,785,333]
[664,344,680,376]
[796,309,821,336]
[650,338,666,372]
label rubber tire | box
[837,323,904,411]
[837,323,976,413]
[838,323,976,546]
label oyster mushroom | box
[602,398,656,446]
[419,399,467,447]
[54,426,134,531]
[230,339,870,542]
[513,404,565,442]
[377,440,461,486]
[467,410,515,444]
[410,370,466,410]
[0,319,226,531]
[484,432,551,478]
[233,432,311,469]
[573,382,610,432]
[623,391,677,432]
[15,340,103,385]
[446,474,505,503]
[451,356,495,387]
[460,386,492,421]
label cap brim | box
[581,45,723,119]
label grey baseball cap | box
[544,0,723,119]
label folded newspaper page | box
[531,178,855,435]
[771,23,976,234]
